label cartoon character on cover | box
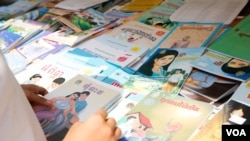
[162,68,185,94]
[23,73,42,84]
[170,35,190,48]
[137,49,179,77]
[34,91,91,138]
[118,112,153,140]
[118,30,143,43]
[46,77,65,92]
[221,58,250,76]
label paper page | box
[55,0,108,11]
[170,0,248,25]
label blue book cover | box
[230,81,250,107]
[191,50,250,82]
[62,48,119,81]
[0,29,22,52]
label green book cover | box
[208,15,250,61]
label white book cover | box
[77,34,146,68]
[105,20,169,49]
[15,54,94,92]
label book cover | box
[108,91,149,121]
[183,68,240,102]
[122,75,164,94]
[62,48,119,81]
[15,38,67,63]
[105,20,169,49]
[34,74,122,140]
[222,99,250,125]
[3,19,46,51]
[102,68,132,88]
[14,55,82,92]
[190,50,250,82]
[43,28,100,46]
[230,81,250,107]
[55,8,115,32]
[208,15,250,61]
[77,34,148,68]
[158,22,223,49]
[133,48,206,96]
[136,4,176,30]
[0,29,22,53]
[0,0,43,20]
[117,94,214,141]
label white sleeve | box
[0,52,46,141]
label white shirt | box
[0,52,46,141]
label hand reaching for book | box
[64,109,122,141]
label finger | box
[30,94,53,107]
[106,117,116,129]
[114,127,122,139]
[35,86,48,96]
[95,108,108,119]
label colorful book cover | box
[56,8,115,32]
[0,0,43,20]
[158,22,223,49]
[0,30,22,53]
[4,19,45,51]
[117,94,214,141]
[133,48,206,96]
[77,34,148,68]
[208,15,250,61]
[105,20,169,49]
[136,4,176,30]
[190,50,250,82]
[34,74,122,140]
[183,68,240,102]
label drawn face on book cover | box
[221,58,250,76]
